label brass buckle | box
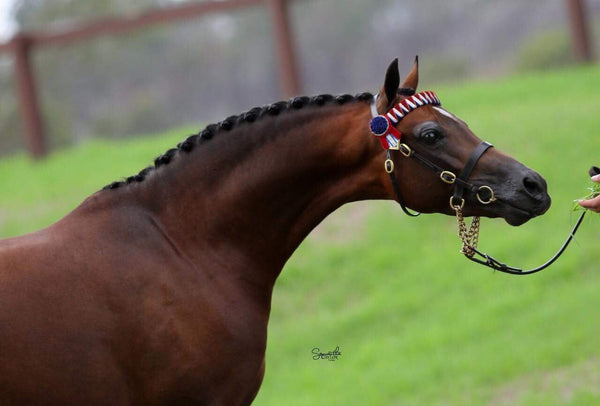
[384,159,394,173]
[399,143,412,157]
[476,185,496,204]
[440,171,456,184]
[450,196,465,210]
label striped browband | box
[369,91,441,150]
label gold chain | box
[453,206,480,257]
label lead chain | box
[453,206,480,257]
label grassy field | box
[1,65,600,405]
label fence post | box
[266,0,300,98]
[566,0,593,62]
[12,34,46,159]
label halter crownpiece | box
[369,91,441,150]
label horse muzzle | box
[494,167,551,226]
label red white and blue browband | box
[369,91,441,149]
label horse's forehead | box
[404,105,464,127]
[432,106,461,123]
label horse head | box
[373,58,551,226]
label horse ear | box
[400,56,419,91]
[378,58,400,110]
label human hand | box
[578,174,600,212]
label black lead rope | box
[386,141,590,276]
[463,210,586,275]
[461,165,597,275]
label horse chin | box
[464,198,550,226]
[503,212,535,226]
[469,207,534,226]
[501,199,551,226]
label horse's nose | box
[522,171,551,211]
[523,174,546,198]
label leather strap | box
[386,150,420,217]
[452,141,493,206]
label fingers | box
[579,194,600,213]
[581,174,600,212]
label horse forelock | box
[102,92,374,191]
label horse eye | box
[419,129,442,144]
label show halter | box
[369,91,496,218]
[368,91,587,276]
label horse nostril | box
[523,176,544,197]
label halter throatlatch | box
[369,90,587,276]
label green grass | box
[1,65,600,405]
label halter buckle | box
[476,185,496,204]
[384,159,394,174]
[450,196,465,210]
[440,171,456,184]
[399,143,413,157]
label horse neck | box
[136,102,390,286]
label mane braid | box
[102,92,374,191]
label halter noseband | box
[369,91,496,216]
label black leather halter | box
[370,93,588,276]
[384,141,494,216]
[371,94,496,216]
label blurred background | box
[1,1,600,405]
[0,0,599,156]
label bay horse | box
[0,58,550,405]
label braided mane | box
[103,92,378,190]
